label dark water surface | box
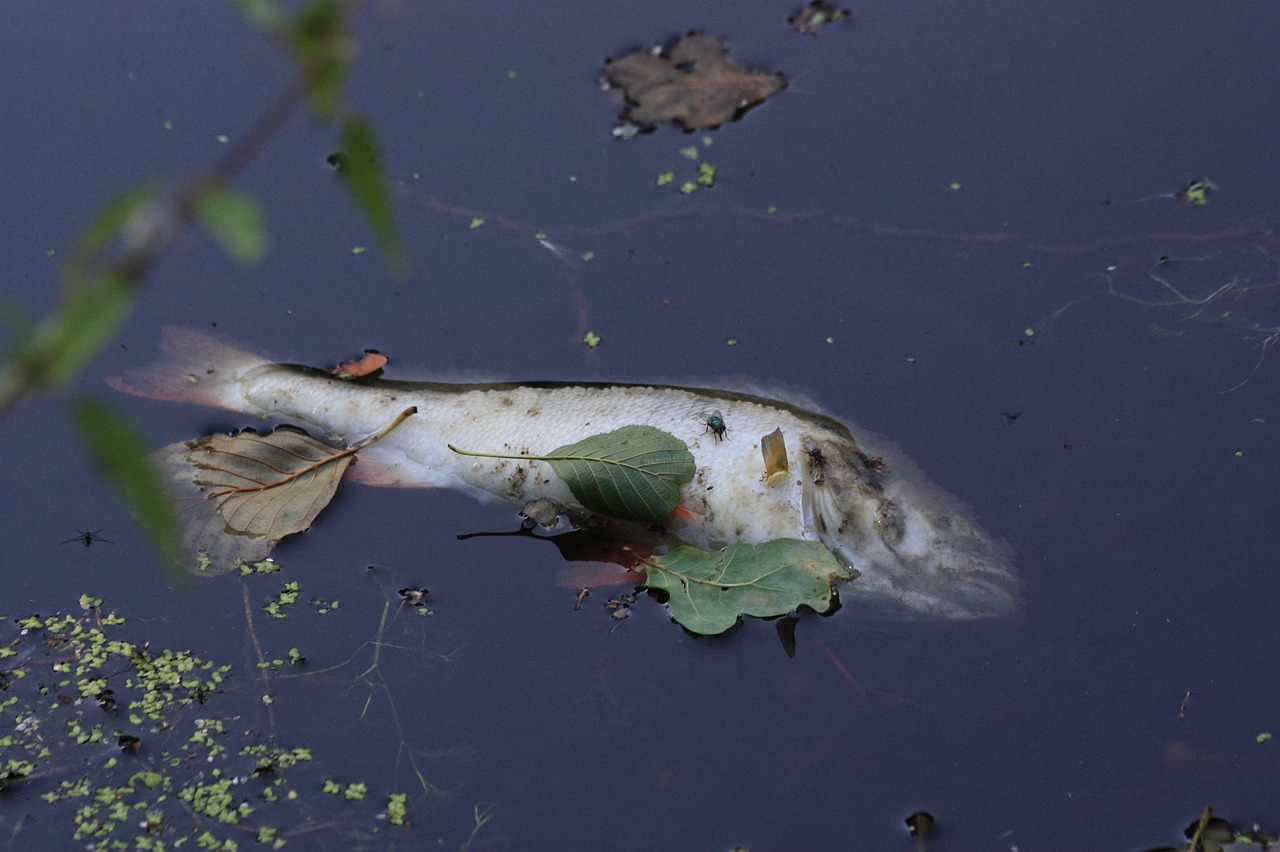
[4,2,1278,849]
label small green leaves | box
[582,330,601,348]
[194,187,267,267]
[334,117,409,276]
[386,792,408,826]
[451,425,695,523]
[289,0,352,118]
[642,539,856,634]
[71,398,184,573]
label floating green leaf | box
[642,539,856,635]
[450,425,694,524]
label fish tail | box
[106,326,269,413]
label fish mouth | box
[799,431,1019,619]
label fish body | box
[110,328,1017,619]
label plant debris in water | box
[0,597,411,847]
[789,1,850,34]
[604,33,787,133]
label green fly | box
[700,410,728,441]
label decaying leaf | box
[604,33,787,132]
[450,425,695,524]
[639,539,857,635]
[330,349,388,379]
[158,407,416,572]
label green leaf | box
[289,0,350,118]
[229,0,284,30]
[334,116,409,276]
[642,539,856,635]
[70,397,184,573]
[194,187,267,266]
[62,183,163,296]
[545,427,694,521]
[450,425,695,524]
[0,185,169,408]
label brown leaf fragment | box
[605,33,787,131]
[331,349,388,379]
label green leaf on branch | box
[229,0,284,30]
[335,116,409,276]
[0,185,169,401]
[71,397,184,575]
[195,187,267,266]
[641,539,856,635]
[289,0,352,118]
[450,425,695,524]
[62,183,162,294]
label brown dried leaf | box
[605,33,786,131]
[190,425,354,540]
[156,407,416,572]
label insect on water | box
[699,409,728,441]
[64,529,111,548]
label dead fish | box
[108,328,1017,619]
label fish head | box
[801,432,1018,620]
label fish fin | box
[555,562,641,589]
[345,452,441,488]
[106,327,270,412]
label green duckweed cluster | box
[0,597,406,848]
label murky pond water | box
[4,2,1278,849]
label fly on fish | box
[699,410,728,441]
[108,328,1018,620]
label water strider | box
[64,529,111,548]
[110,328,1017,619]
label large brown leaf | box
[157,407,415,572]
[605,33,787,131]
